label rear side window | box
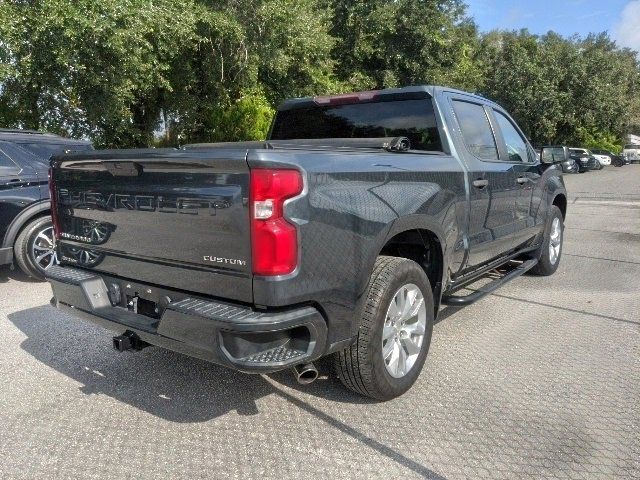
[493,110,530,163]
[452,100,498,161]
[270,99,443,151]
[17,142,92,161]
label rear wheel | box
[13,216,58,280]
[334,256,434,400]
[530,206,563,276]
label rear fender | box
[2,200,51,248]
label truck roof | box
[277,85,496,111]
[0,128,91,145]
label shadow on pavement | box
[8,304,445,479]
[0,265,41,284]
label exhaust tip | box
[293,362,318,385]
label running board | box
[441,259,538,306]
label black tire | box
[13,216,57,280]
[530,205,563,276]
[334,256,434,401]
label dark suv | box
[0,129,92,279]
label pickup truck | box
[46,86,568,400]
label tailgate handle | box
[472,179,489,189]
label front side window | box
[494,111,529,163]
[451,100,498,161]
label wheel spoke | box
[401,335,421,357]
[387,297,401,319]
[36,251,53,263]
[407,297,424,318]
[382,324,396,342]
[386,342,400,373]
[402,288,418,317]
[397,346,407,376]
[404,321,425,336]
[36,231,53,246]
[382,338,395,360]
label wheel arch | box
[377,223,445,316]
[2,200,51,249]
[552,193,567,220]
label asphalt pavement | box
[1,165,638,479]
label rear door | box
[447,95,519,269]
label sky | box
[465,0,640,52]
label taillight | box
[48,168,61,240]
[250,169,303,276]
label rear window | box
[17,142,92,161]
[270,98,443,151]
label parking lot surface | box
[1,166,638,479]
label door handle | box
[516,176,528,184]
[472,179,489,189]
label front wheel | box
[13,216,58,280]
[334,256,434,400]
[530,206,563,276]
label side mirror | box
[540,146,569,164]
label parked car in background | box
[0,129,93,279]
[592,149,624,167]
[591,150,612,166]
[569,148,597,172]
[622,144,640,163]
[536,147,577,173]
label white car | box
[591,151,611,165]
[623,144,640,163]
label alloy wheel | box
[381,283,427,378]
[30,226,58,272]
[549,217,562,265]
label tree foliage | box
[0,1,639,149]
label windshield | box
[270,98,443,151]
[16,142,92,161]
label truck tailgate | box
[51,148,253,303]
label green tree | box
[326,0,483,91]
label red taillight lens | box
[48,168,61,240]
[250,169,303,276]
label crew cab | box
[46,86,568,400]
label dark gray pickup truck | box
[46,86,568,400]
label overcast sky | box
[466,0,640,53]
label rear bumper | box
[0,247,13,266]
[46,265,327,373]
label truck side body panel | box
[248,149,467,345]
